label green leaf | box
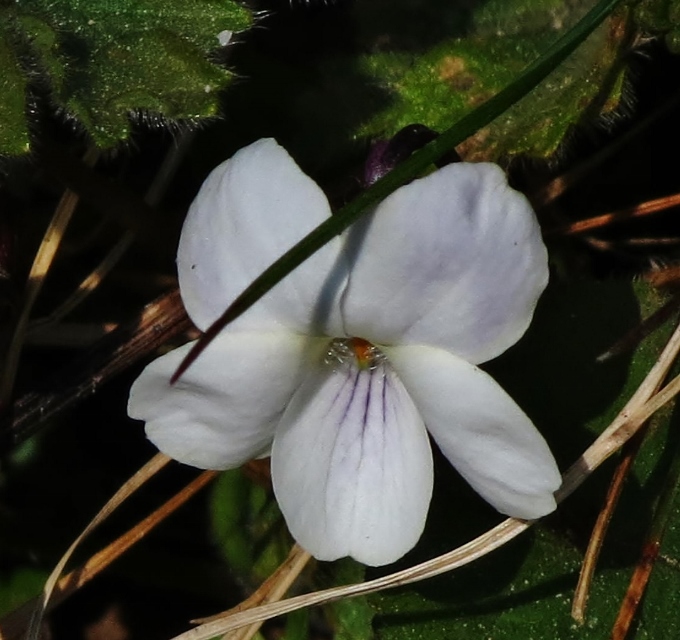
[210,469,291,585]
[281,608,310,640]
[0,567,46,617]
[61,30,235,146]
[356,0,630,159]
[321,560,374,640]
[5,0,252,152]
[372,280,680,639]
[15,14,66,92]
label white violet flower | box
[128,138,561,567]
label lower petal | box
[387,345,561,520]
[271,349,433,566]
[128,332,318,470]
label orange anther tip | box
[350,337,374,366]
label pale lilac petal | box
[271,349,433,566]
[177,138,347,335]
[341,163,548,364]
[128,332,318,469]
[387,345,560,519]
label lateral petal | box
[128,332,317,469]
[177,138,347,335]
[271,349,433,566]
[341,163,548,364]
[388,345,561,520]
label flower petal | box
[128,332,317,469]
[341,163,548,364]
[178,138,347,335]
[387,345,561,520]
[271,350,433,566]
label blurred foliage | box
[0,24,29,156]
[0,567,46,617]
[320,559,374,640]
[636,0,680,53]
[211,468,291,584]
[0,0,251,154]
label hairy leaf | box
[2,0,251,153]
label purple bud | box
[364,124,461,187]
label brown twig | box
[2,288,192,452]
[571,429,647,623]
[610,428,680,640]
[545,192,680,237]
[596,295,680,363]
[532,87,680,210]
[0,148,99,405]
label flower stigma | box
[325,337,386,371]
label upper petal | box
[271,347,433,566]
[387,344,561,520]
[178,139,347,335]
[128,332,317,469]
[341,163,548,364]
